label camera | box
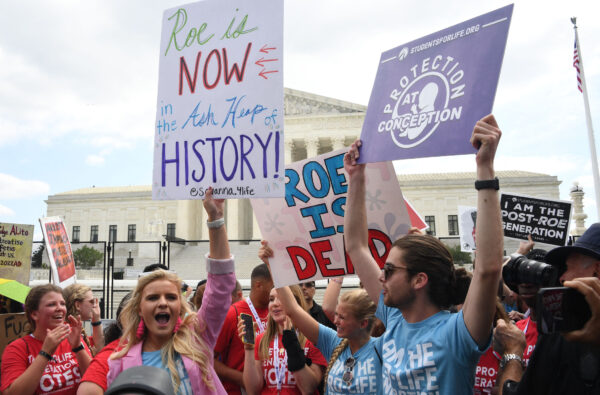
[502,253,558,292]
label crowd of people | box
[1,115,599,394]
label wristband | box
[91,321,102,327]
[499,353,524,369]
[474,177,499,190]
[207,217,225,229]
[282,329,306,372]
[39,350,54,361]
[72,344,85,353]
[331,278,343,284]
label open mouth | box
[155,313,171,326]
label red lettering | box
[287,246,317,280]
[203,49,222,90]
[311,240,344,277]
[367,229,392,268]
[223,42,251,85]
[179,52,202,95]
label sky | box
[1,0,599,240]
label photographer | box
[494,223,600,395]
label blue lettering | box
[162,142,180,186]
[240,134,255,180]
[220,136,238,181]
[324,153,347,195]
[303,161,330,198]
[191,140,206,182]
[301,204,335,238]
[285,169,309,207]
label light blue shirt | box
[317,324,383,395]
[376,293,489,395]
[142,350,192,395]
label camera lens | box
[502,254,558,291]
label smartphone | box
[535,286,591,334]
[240,313,255,345]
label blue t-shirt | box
[317,324,382,395]
[142,350,192,395]
[376,293,488,395]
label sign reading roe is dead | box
[501,193,572,246]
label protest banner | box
[39,217,76,288]
[0,223,33,285]
[359,4,513,163]
[251,149,410,287]
[0,313,28,361]
[501,193,572,246]
[458,206,477,252]
[404,198,428,231]
[153,0,284,200]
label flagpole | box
[571,17,600,218]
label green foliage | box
[73,246,103,269]
[446,244,473,266]
[31,244,45,268]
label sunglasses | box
[342,357,355,386]
[300,282,315,288]
[382,263,410,280]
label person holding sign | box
[1,284,92,395]
[63,284,104,356]
[106,188,236,395]
[259,240,382,394]
[239,284,326,394]
[344,114,504,394]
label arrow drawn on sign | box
[255,57,279,67]
[259,69,279,79]
[260,44,276,54]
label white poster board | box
[39,217,76,288]
[458,206,477,252]
[153,0,284,200]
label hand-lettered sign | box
[39,217,76,288]
[0,223,33,285]
[0,313,28,361]
[251,149,411,287]
[359,4,513,163]
[501,193,572,246]
[153,0,284,200]
[458,206,477,252]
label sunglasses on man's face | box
[300,282,315,288]
[342,356,355,386]
[382,263,410,280]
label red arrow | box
[255,57,279,67]
[259,69,279,79]
[260,44,276,54]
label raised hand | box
[203,186,225,221]
[470,114,501,177]
[42,323,70,354]
[66,314,83,348]
[258,240,274,268]
[343,139,366,178]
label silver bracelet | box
[207,217,225,229]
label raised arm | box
[461,114,504,347]
[343,140,383,303]
[90,297,104,352]
[322,278,343,322]
[237,319,264,395]
[204,186,230,259]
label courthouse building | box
[46,88,563,245]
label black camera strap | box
[580,349,600,394]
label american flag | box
[573,38,583,93]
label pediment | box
[284,87,366,116]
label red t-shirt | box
[215,298,270,395]
[254,332,326,395]
[1,334,90,394]
[473,347,501,395]
[516,317,538,366]
[80,339,122,391]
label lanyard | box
[273,335,286,391]
[521,317,530,335]
[246,297,265,334]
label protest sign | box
[251,149,410,287]
[359,4,513,163]
[0,223,33,285]
[153,0,284,200]
[39,217,76,288]
[458,206,477,252]
[501,193,572,246]
[0,313,28,361]
[404,198,428,230]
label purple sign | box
[359,4,513,163]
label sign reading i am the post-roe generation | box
[501,193,572,246]
[359,4,513,163]
[153,0,284,200]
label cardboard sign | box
[153,0,284,200]
[458,206,477,252]
[251,149,410,287]
[0,313,28,360]
[0,223,33,285]
[39,217,76,288]
[359,4,513,163]
[501,193,572,246]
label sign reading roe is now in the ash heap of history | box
[153,0,284,200]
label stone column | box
[305,136,320,159]
[331,135,346,151]
[570,182,587,236]
[285,139,294,164]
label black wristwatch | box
[475,177,499,190]
[72,344,85,353]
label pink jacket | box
[107,255,235,394]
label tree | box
[73,246,103,269]
[31,244,45,268]
[446,244,473,266]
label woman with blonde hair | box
[63,283,104,355]
[107,187,236,394]
[259,242,382,394]
[240,284,327,394]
